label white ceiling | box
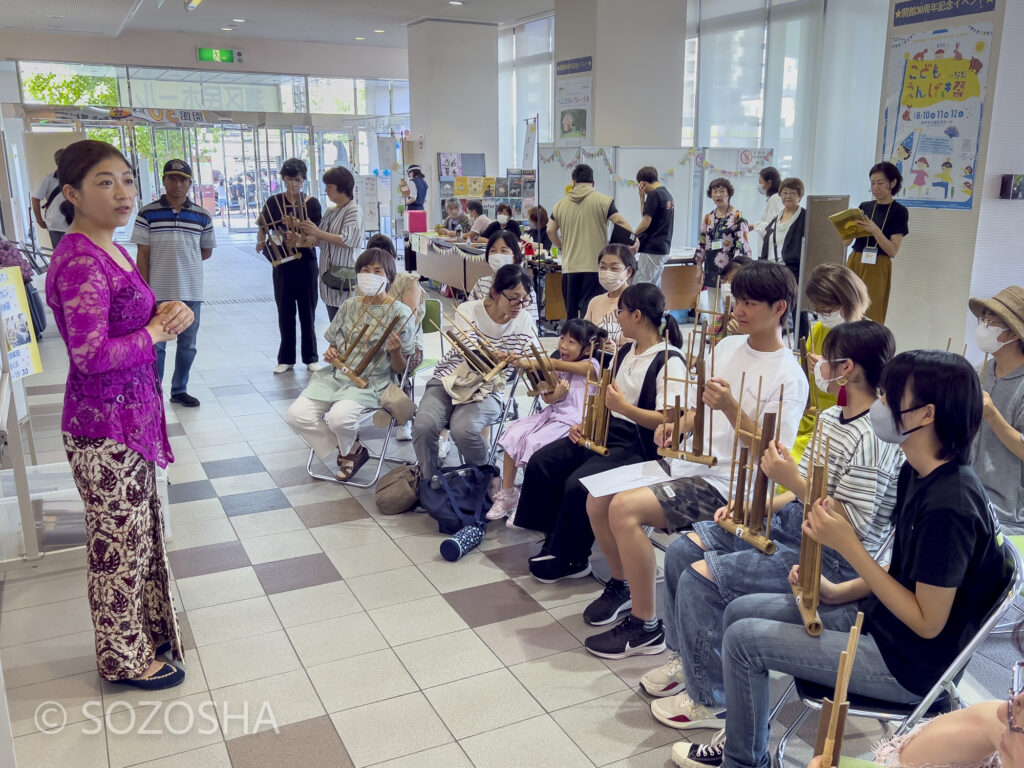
[3,0,555,46]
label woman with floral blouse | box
[694,177,752,300]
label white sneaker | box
[273,364,293,374]
[639,651,687,697]
[394,423,413,441]
[651,691,726,730]
[307,362,321,372]
[437,434,452,460]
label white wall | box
[0,29,408,80]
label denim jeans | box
[663,502,860,708]
[155,300,201,397]
[721,593,918,768]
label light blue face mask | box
[869,398,927,444]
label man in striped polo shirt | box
[132,159,215,407]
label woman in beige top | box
[585,244,636,349]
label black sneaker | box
[529,554,592,583]
[170,393,200,407]
[583,579,632,626]
[528,535,553,563]
[672,729,726,768]
[584,615,666,659]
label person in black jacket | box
[764,177,808,336]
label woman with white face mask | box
[584,243,636,348]
[968,286,1024,532]
[469,230,539,326]
[789,264,872,463]
[286,247,418,481]
[479,202,523,242]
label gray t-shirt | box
[975,359,1024,531]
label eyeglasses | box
[1008,662,1024,734]
[981,318,1008,329]
[501,292,534,308]
[614,307,632,315]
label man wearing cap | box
[131,159,216,407]
[970,285,1024,531]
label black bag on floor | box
[419,463,499,535]
[26,282,46,340]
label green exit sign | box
[197,47,243,64]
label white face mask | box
[813,358,848,393]
[357,272,388,297]
[818,310,845,329]
[598,268,627,292]
[489,253,515,270]
[869,398,926,445]
[496,214,509,226]
[976,321,1015,354]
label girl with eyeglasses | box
[412,264,539,480]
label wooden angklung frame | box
[790,420,831,636]
[798,336,820,418]
[694,277,733,346]
[518,341,559,397]
[430,311,509,382]
[717,374,784,554]
[331,294,416,389]
[579,346,616,456]
[815,612,864,768]
[657,328,717,467]
[256,194,309,267]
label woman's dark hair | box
[496,203,513,217]
[721,255,752,281]
[731,260,797,326]
[598,243,637,277]
[529,205,549,229]
[561,317,607,358]
[636,166,659,184]
[491,264,533,295]
[759,167,781,195]
[879,350,981,465]
[869,161,903,195]
[707,177,735,200]
[280,158,307,179]
[618,283,682,347]
[365,234,397,258]
[485,230,522,264]
[467,200,484,216]
[354,247,397,288]
[56,139,132,226]
[821,320,894,393]
[572,164,595,184]
[322,166,354,197]
[409,167,425,179]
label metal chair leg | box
[768,680,795,725]
[304,420,408,489]
[774,706,810,768]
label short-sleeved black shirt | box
[860,461,1006,696]
[851,199,909,255]
[639,185,675,255]
[481,219,523,241]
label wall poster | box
[882,23,992,210]
[555,76,592,148]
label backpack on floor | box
[419,463,500,535]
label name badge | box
[861,246,878,265]
[711,239,724,251]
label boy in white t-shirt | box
[582,260,809,660]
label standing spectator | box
[32,148,68,249]
[402,165,428,272]
[750,165,783,257]
[694,177,752,306]
[46,139,195,690]
[257,158,323,374]
[633,166,675,286]
[548,164,636,319]
[465,200,492,242]
[132,159,215,408]
[298,166,363,321]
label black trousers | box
[561,271,602,320]
[273,254,319,365]
[513,418,643,563]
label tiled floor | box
[0,228,1013,767]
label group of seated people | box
[281,225,1024,768]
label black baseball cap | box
[163,159,193,180]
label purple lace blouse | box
[45,233,173,467]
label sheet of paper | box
[580,459,686,498]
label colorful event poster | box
[0,268,42,380]
[555,76,592,148]
[882,23,992,210]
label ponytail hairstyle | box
[618,283,682,347]
[561,317,607,360]
[56,139,132,226]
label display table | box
[410,234,492,294]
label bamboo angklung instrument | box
[579,346,616,456]
[430,310,508,381]
[518,340,559,397]
[694,278,733,346]
[790,421,831,636]
[256,210,302,266]
[717,375,784,554]
[815,612,865,768]
[799,336,819,417]
[658,329,717,467]
[981,352,990,385]
[330,294,416,388]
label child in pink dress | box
[488,318,606,520]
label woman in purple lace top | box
[45,140,195,691]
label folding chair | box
[771,537,1024,768]
[304,355,415,489]
[993,534,1024,635]
[455,368,524,467]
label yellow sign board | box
[0,268,43,380]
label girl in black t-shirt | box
[699,351,1007,768]
[844,161,910,325]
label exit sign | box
[197,47,243,64]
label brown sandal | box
[336,444,369,481]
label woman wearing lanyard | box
[845,161,910,324]
[695,178,752,311]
